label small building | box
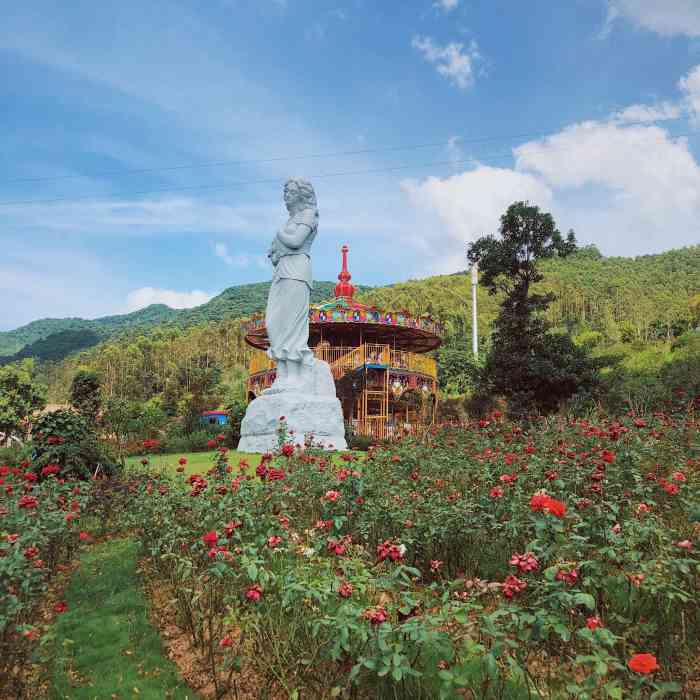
[200,410,229,427]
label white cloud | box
[604,0,700,37]
[679,64,700,123]
[403,112,700,266]
[411,35,481,90]
[214,242,253,267]
[125,287,214,312]
[435,0,459,12]
[611,101,682,123]
[402,166,553,272]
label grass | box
[125,449,262,476]
[125,449,364,476]
[49,538,197,699]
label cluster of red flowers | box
[187,474,207,497]
[555,568,579,585]
[529,493,566,518]
[245,584,263,602]
[658,478,679,496]
[142,438,160,451]
[326,535,351,556]
[586,616,603,630]
[281,443,295,457]
[376,540,405,563]
[509,552,539,573]
[267,467,286,481]
[206,434,227,449]
[502,574,527,599]
[338,580,353,598]
[18,495,39,509]
[363,606,388,625]
[41,463,61,478]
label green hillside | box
[0,281,349,363]
[3,246,699,369]
[358,245,700,344]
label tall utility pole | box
[471,262,478,359]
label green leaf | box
[573,593,596,610]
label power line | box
[0,154,516,207]
[0,119,694,208]
[1,117,687,186]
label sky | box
[2,0,700,330]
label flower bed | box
[0,462,94,695]
[125,410,699,698]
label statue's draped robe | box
[266,207,318,366]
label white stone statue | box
[265,178,318,392]
[237,179,347,452]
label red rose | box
[544,498,566,518]
[178,457,187,466]
[219,635,234,648]
[363,606,388,625]
[245,584,262,602]
[628,653,659,674]
[18,495,39,509]
[202,531,218,547]
[207,439,217,449]
[41,464,61,478]
[54,601,68,614]
[338,580,353,598]
[586,616,603,630]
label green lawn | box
[125,450,263,476]
[125,449,362,476]
[50,538,197,699]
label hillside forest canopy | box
[12,242,695,424]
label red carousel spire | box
[334,244,356,299]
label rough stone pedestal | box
[237,359,347,452]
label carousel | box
[242,246,443,440]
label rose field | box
[2,408,699,699]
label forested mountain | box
[4,247,699,388]
[0,281,347,362]
[358,245,700,345]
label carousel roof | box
[243,245,444,353]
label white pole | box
[471,263,478,359]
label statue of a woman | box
[265,178,318,391]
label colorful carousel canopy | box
[243,245,444,354]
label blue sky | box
[2,0,700,330]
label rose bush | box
[0,461,96,694]
[123,407,698,698]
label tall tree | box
[0,359,47,444]
[467,201,599,415]
[70,369,102,424]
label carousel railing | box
[349,419,431,441]
[248,344,437,380]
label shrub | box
[31,409,118,479]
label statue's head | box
[284,178,317,213]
